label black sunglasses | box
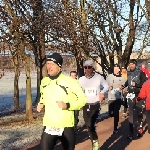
[84,66,92,69]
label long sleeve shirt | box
[106,74,126,100]
[78,73,109,104]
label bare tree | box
[42,0,96,77]
[136,21,150,59]
[84,0,145,74]
[42,0,145,76]
[1,0,148,109]
[0,0,48,103]
[135,0,150,24]
[1,0,33,119]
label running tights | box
[40,127,75,150]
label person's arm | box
[37,79,45,112]
[38,79,46,105]
[37,78,50,112]
[100,75,109,93]
[67,79,87,110]
[119,78,127,89]
[137,82,147,101]
[135,71,147,88]
[98,76,109,102]
[120,76,128,89]
[124,80,128,87]
[106,75,114,91]
[145,69,150,78]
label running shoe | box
[113,129,118,134]
[92,140,100,150]
[137,127,143,137]
[127,132,133,140]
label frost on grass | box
[0,72,109,150]
[0,119,43,150]
[0,72,42,150]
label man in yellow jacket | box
[37,53,87,150]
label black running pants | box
[108,99,121,130]
[40,126,75,150]
[128,97,143,133]
[74,110,79,129]
[83,102,100,142]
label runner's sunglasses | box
[84,66,92,69]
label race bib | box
[126,93,135,100]
[44,127,64,136]
[85,87,97,96]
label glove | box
[136,97,141,103]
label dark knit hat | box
[46,53,63,68]
[114,63,120,68]
[129,59,137,65]
[121,66,126,69]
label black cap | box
[129,59,137,65]
[46,53,63,68]
[114,64,120,68]
[121,66,126,69]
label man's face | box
[114,66,120,75]
[84,65,93,75]
[46,61,60,76]
[70,72,77,79]
[129,63,136,70]
[141,64,146,68]
[121,68,127,73]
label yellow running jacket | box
[38,73,87,128]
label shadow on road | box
[100,114,147,150]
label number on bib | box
[44,127,64,136]
[126,93,135,100]
[84,87,97,96]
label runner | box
[78,60,109,150]
[121,66,128,118]
[124,59,147,139]
[136,79,150,134]
[70,70,80,134]
[70,70,77,80]
[106,64,126,133]
[37,53,87,150]
[140,63,150,79]
[121,66,127,80]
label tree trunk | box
[35,66,41,104]
[31,0,46,104]
[13,54,19,110]
[145,0,150,24]
[122,0,136,67]
[75,57,84,78]
[25,54,33,121]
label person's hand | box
[99,93,105,102]
[119,85,124,89]
[136,97,141,103]
[56,101,67,109]
[109,86,113,90]
[37,104,44,112]
[132,82,135,86]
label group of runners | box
[37,52,150,150]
